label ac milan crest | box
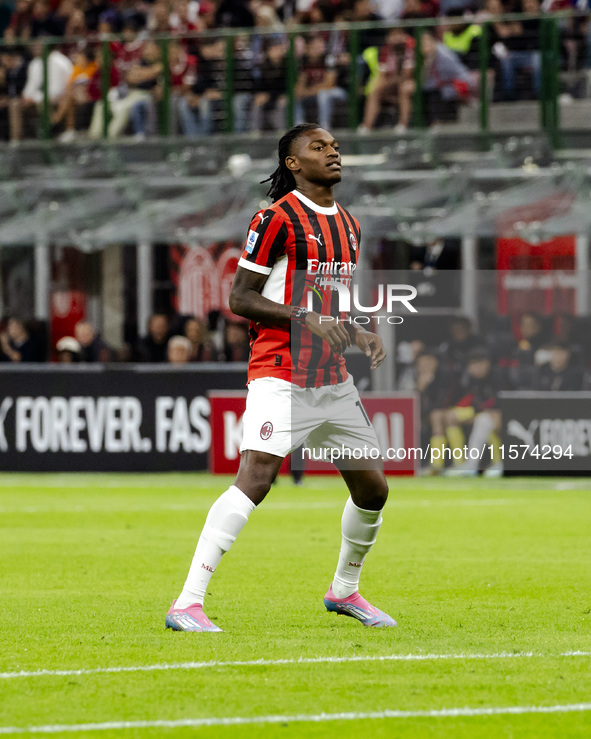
[260,421,273,440]
[349,231,357,251]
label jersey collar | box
[292,189,338,215]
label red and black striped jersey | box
[238,189,361,388]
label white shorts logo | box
[245,230,259,254]
[260,421,273,440]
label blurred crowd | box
[0,311,250,364]
[396,312,591,474]
[1,0,589,141]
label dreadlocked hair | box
[261,123,320,202]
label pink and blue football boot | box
[165,600,222,632]
[324,585,397,628]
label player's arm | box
[345,323,386,371]
[229,267,351,354]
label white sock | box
[332,497,383,599]
[466,412,495,470]
[175,485,255,609]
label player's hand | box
[355,329,386,370]
[304,312,351,355]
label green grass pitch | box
[1,473,590,738]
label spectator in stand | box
[249,2,284,70]
[85,0,110,34]
[0,317,37,362]
[167,335,192,364]
[137,313,170,362]
[111,18,146,82]
[20,39,72,137]
[251,37,287,132]
[513,311,546,365]
[400,0,439,20]
[437,0,474,16]
[397,339,426,391]
[438,316,484,373]
[430,348,503,476]
[483,0,537,100]
[533,340,584,391]
[413,349,456,454]
[128,40,164,138]
[222,321,249,362]
[374,0,406,20]
[74,320,111,362]
[350,0,387,52]
[178,37,226,136]
[442,9,483,70]
[85,49,120,137]
[419,31,475,125]
[295,35,347,131]
[90,39,161,139]
[197,1,216,31]
[51,44,97,142]
[0,45,28,142]
[64,7,88,39]
[170,0,200,36]
[167,39,197,132]
[56,336,82,363]
[494,0,542,100]
[30,0,65,38]
[358,26,415,133]
[4,0,33,41]
[215,0,254,28]
[58,7,90,60]
[183,317,217,361]
[232,34,257,133]
[147,0,172,34]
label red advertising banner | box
[209,392,419,476]
[496,236,576,316]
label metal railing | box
[1,11,582,146]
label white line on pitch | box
[0,499,532,514]
[1,650,589,681]
[1,703,591,734]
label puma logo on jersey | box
[257,212,269,224]
[308,234,323,246]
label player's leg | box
[311,379,396,626]
[176,450,282,602]
[166,450,282,632]
[333,466,388,592]
[324,465,396,627]
[167,377,301,631]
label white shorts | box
[240,375,381,461]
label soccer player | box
[166,123,396,632]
